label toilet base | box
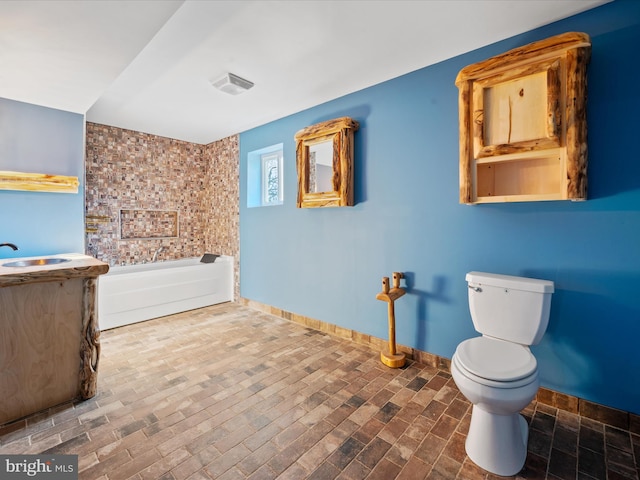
[465,405,529,477]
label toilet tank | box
[466,272,554,345]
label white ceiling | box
[0,0,609,145]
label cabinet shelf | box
[475,148,565,200]
[476,193,565,204]
[456,32,591,204]
[474,148,563,165]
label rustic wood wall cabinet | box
[456,32,591,204]
[295,117,359,208]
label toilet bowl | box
[452,272,554,477]
[451,337,539,476]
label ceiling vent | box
[211,73,254,95]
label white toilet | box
[451,271,554,477]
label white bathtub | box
[97,255,233,330]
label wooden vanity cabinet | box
[456,32,591,204]
[0,255,108,426]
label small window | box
[261,151,283,205]
[247,143,284,208]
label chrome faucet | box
[152,246,165,263]
[1,243,18,251]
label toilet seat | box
[454,336,537,388]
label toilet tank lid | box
[466,271,554,293]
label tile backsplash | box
[85,123,239,296]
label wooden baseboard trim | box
[238,297,639,434]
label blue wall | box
[0,98,85,258]
[240,0,640,415]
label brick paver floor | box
[1,303,638,479]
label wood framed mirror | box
[295,117,359,208]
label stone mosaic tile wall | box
[202,135,240,260]
[202,135,240,296]
[85,123,240,297]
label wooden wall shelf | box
[0,170,79,193]
[456,32,591,204]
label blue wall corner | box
[0,98,85,258]
[239,1,640,414]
